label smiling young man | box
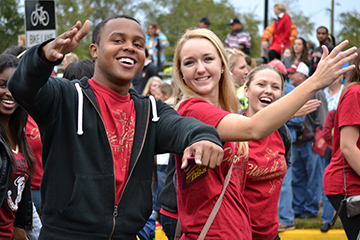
[8,16,224,239]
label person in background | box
[145,22,169,70]
[224,18,251,55]
[310,26,334,76]
[154,82,173,102]
[261,22,297,63]
[287,62,329,220]
[283,37,311,71]
[323,47,360,240]
[132,48,159,94]
[142,76,163,96]
[63,59,95,80]
[282,46,292,60]
[62,52,79,70]
[267,3,292,61]
[225,48,249,109]
[18,34,26,46]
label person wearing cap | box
[198,16,210,29]
[224,18,251,55]
[287,62,329,220]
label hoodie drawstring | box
[149,95,160,122]
[75,83,84,135]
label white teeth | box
[196,77,208,81]
[2,100,15,104]
[119,58,134,65]
[260,97,272,103]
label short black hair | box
[317,26,329,34]
[0,54,20,74]
[63,59,95,80]
[2,45,28,57]
[92,15,140,45]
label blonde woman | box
[172,28,356,239]
[141,76,162,96]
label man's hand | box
[13,227,29,240]
[293,99,321,118]
[181,140,224,169]
[41,20,91,62]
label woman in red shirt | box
[0,54,35,239]
[171,28,356,239]
[323,47,360,240]
[241,65,288,240]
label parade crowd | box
[1,2,360,240]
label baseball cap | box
[229,18,241,25]
[199,16,210,25]
[286,62,309,77]
[268,59,287,75]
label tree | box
[0,0,24,53]
[337,10,360,49]
[137,0,261,61]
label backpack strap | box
[278,124,292,168]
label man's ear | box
[89,43,98,59]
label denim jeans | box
[32,189,41,214]
[292,141,322,215]
[153,164,168,214]
[160,213,178,240]
[320,156,335,223]
[278,164,295,226]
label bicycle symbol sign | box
[31,3,50,27]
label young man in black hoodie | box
[8,16,224,239]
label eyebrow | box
[110,32,145,42]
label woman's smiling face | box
[244,68,283,117]
[179,38,223,102]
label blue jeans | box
[32,189,41,214]
[320,157,335,223]
[160,213,178,240]
[278,165,295,225]
[292,141,322,215]
[153,164,168,214]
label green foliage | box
[337,10,360,49]
[0,0,24,53]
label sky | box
[229,0,360,44]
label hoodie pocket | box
[59,174,113,232]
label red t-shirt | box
[244,112,287,240]
[324,84,360,195]
[176,97,251,240]
[0,150,30,239]
[26,116,43,190]
[89,79,136,203]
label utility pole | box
[330,0,334,34]
[264,0,268,30]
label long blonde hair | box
[173,28,238,114]
[173,28,248,157]
[141,76,163,96]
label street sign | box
[25,0,57,48]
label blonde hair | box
[275,3,287,12]
[18,34,26,46]
[173,28,248,156]
[225,48,246,73]
[142,76,163,96]
[173,28,238,114]
[65,53,79,63]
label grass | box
[294,206,343,229]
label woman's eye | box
[205,57,213,62]
[184,61,194,66]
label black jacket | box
[8,42,222,239]
[0,136,33,230]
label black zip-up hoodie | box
[8,43,222,239]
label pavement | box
[155,228,347,240]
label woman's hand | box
[311,40,357,90]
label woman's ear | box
[243,85,249,99]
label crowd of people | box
[0,2,359,240]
